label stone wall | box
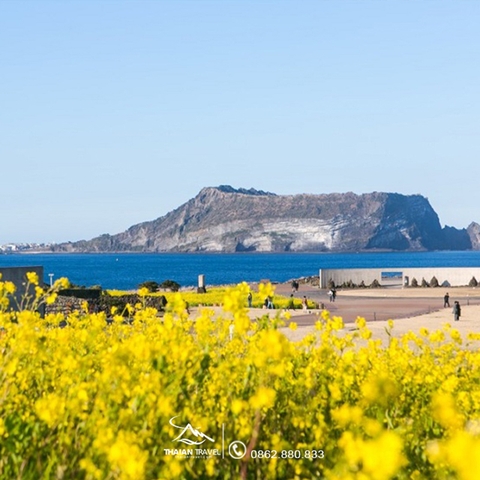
[45,295,85,316]
[45,293,167,317]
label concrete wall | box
[319,267,480,288]
[0,265,44,312]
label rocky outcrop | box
[52,186,479,253]
[467,222,480,250]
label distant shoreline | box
[4,248,480,255]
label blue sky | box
[1,1,479,244]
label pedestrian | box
[288,294,295,310]
[444,292,450,308]
[302,296,308,311]
[267,296,274,309]
[328,289,334,302]
[453,301,461,321]
[332,287,337,302]
[247,291,253,308]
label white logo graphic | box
[169,416,215,446]
[229,440,247,459]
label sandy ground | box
[280,305,480,345]
[190,284,480,347]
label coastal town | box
[0,243,51,253]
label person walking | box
[453,301,461,321]
[247,291,252,308]
[302,296,308,311]
[264,296,274,309]
[444,292,450,308]
[268,296,274,309]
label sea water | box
[2,251,480,290]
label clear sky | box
[1,1,479,244]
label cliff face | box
[467,222,480,250]
[53,186,477,253]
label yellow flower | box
[356,316,367,329]
[231,399,244,415]
[35,394,66,428]
[258,282,275,301]
[46,293,57,305]
[428,432,480,480]
[331,316,344,330]
[53,277,70,290]
[419,327,429,337]
[108,432,147,480]
[250,387,276,409]
[6,275,480,479]
[431,392,464,431]
[26,271,39,285]
[362,431,405,480]
[361,374,399,406]
[332,404,363,426]
[4,281,16,294]
[360,328,372,340]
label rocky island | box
[47,186,480,253]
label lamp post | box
[48,273,54,287]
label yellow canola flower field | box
[108,282,316,310]
[2,277,480,479]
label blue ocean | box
[2,252,480,290]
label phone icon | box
[229,440,247,459]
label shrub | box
[430,276,439,288]
[138,280,160,293]
[159,279,181,292]
[421,278,430,288]
[370,279,381,288]
[469,276,479,287]
[58,288,102,299]
[411,277,419,287]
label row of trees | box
[409,276,478,288]
[327,276,479,289]
[138,279,181,292]
[327,279,382,289]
